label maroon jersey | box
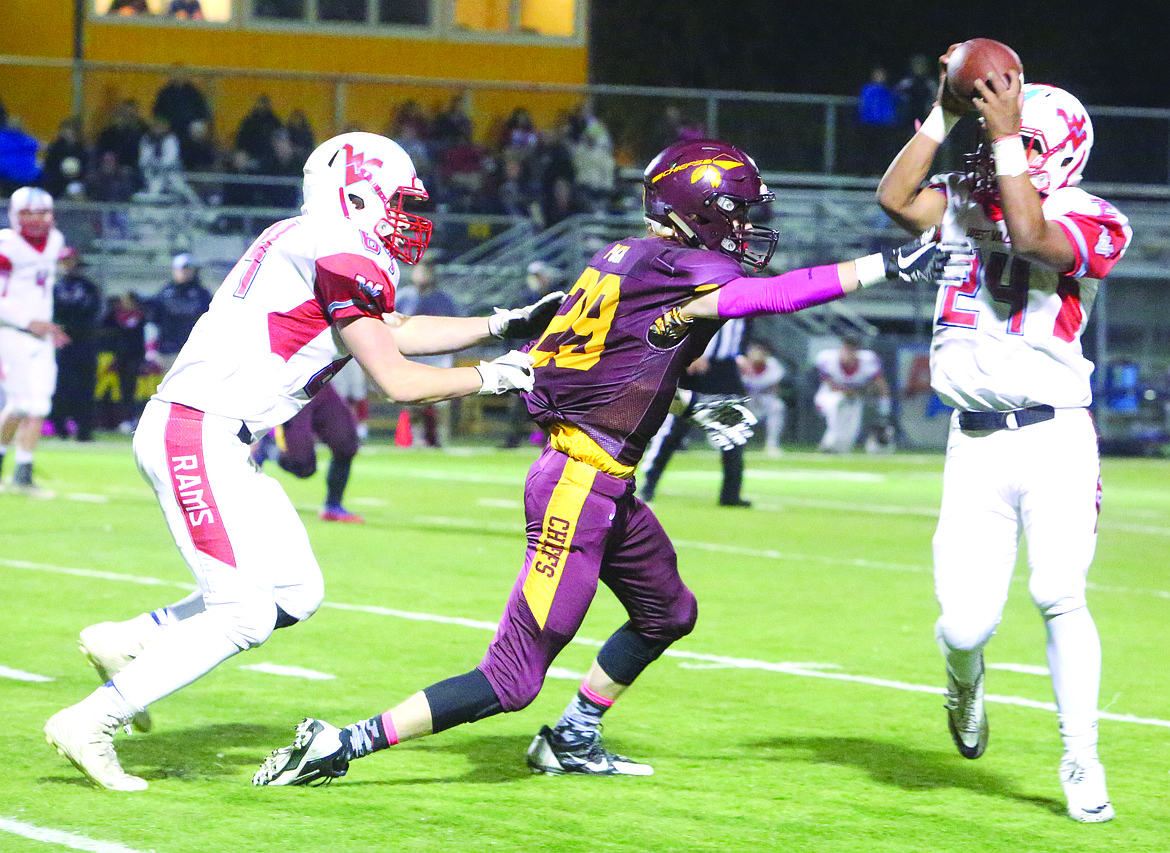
[525,236,743,468]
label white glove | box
[487,291,567,339]
[476,349,536,395]
[937,238,978,286]
[687,393,759,451]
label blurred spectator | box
[502,107,539,154]
[84,151,136,239]
[144,254,212,372]
[896,53,938,131]
[216,147,265,233]
[85,150,137,204]
[51,248,104,442]
[137,116,200,203]
[152,71,211,145]
[432,91,474,151]
[0,116,42,194]
[257,127,302,209]
[488,152,537,217]
[534,120,578,227]
[393,260,459,448]
[436,127,487,212]
[855,66,899,175]
[168,0,204,18]
[385,99,431,142]
[285,109,316,162]
[41,116,88,199]
[234,94,282,164]
[396,121,434,188]
[95,99,147,175]
[180,118,219,173]
[570,112,616,213]
[108,0,150,13]
[101,292,148,431]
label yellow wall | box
[0,1,586,145]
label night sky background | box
[588,1,1170,109]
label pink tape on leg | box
[579,681,615,708]
[716,264,845,318]
[381,711,400,745]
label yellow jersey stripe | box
[522,458,597,629]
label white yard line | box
[9,557,1170,730]
[240,663,335,680]
[0,817,149,853]
[0,665,53,682]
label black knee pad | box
[596,621,677,686]
[423,668,504,734]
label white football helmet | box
[301,132,432,264]
[1019,83,1094,193]
[8,186,54,241]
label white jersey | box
[156,214,401,433]
[928,174,1132,411]
[0,227,65,329]
[815,347,881,395]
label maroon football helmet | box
[643,139,778,270]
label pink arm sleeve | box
[716,264,846,318]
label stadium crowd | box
[0,77,627,231]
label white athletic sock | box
[14,447,34,465]
[153,590,207,625]
[110,612,244,710]
[1045,606,1102,757]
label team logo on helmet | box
[1060,109,1089,148]
[343,144,384,187]
[651,156,745,187]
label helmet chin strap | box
[666,210,701,247]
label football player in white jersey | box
[813,334,891,453]
[0,187,69,491]
[44,132,564,791]
[877,47,1132,823]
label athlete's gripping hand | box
[882,233,952,284]
[488,291,567,340]
[687,393,758,451]
[937,238,978,287]
[476,349,536,395]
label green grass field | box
[3,438,1168,853]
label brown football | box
[945,39,1023,109]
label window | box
[452,0,575,36]
[96,0,232,22]
[253,0,431,25]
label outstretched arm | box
[680,238,949,320]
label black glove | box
[882,235,952,285]
[686,393,758,451]
[488,291,567,340]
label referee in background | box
[638,317,752,507]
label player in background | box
[739,340,786,457]
[813,333,892,453]
[0,187,69,491]
[43,132,563,791]
[251,382,367,523]
[253,137,952,787]
[876,47,1132,822]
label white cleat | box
[45,702,148,792]
[253,718,350,787]
[79,622,153,733]
[526,725,653,776]
[944,657,988,759]
[1061,754,1115,823]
